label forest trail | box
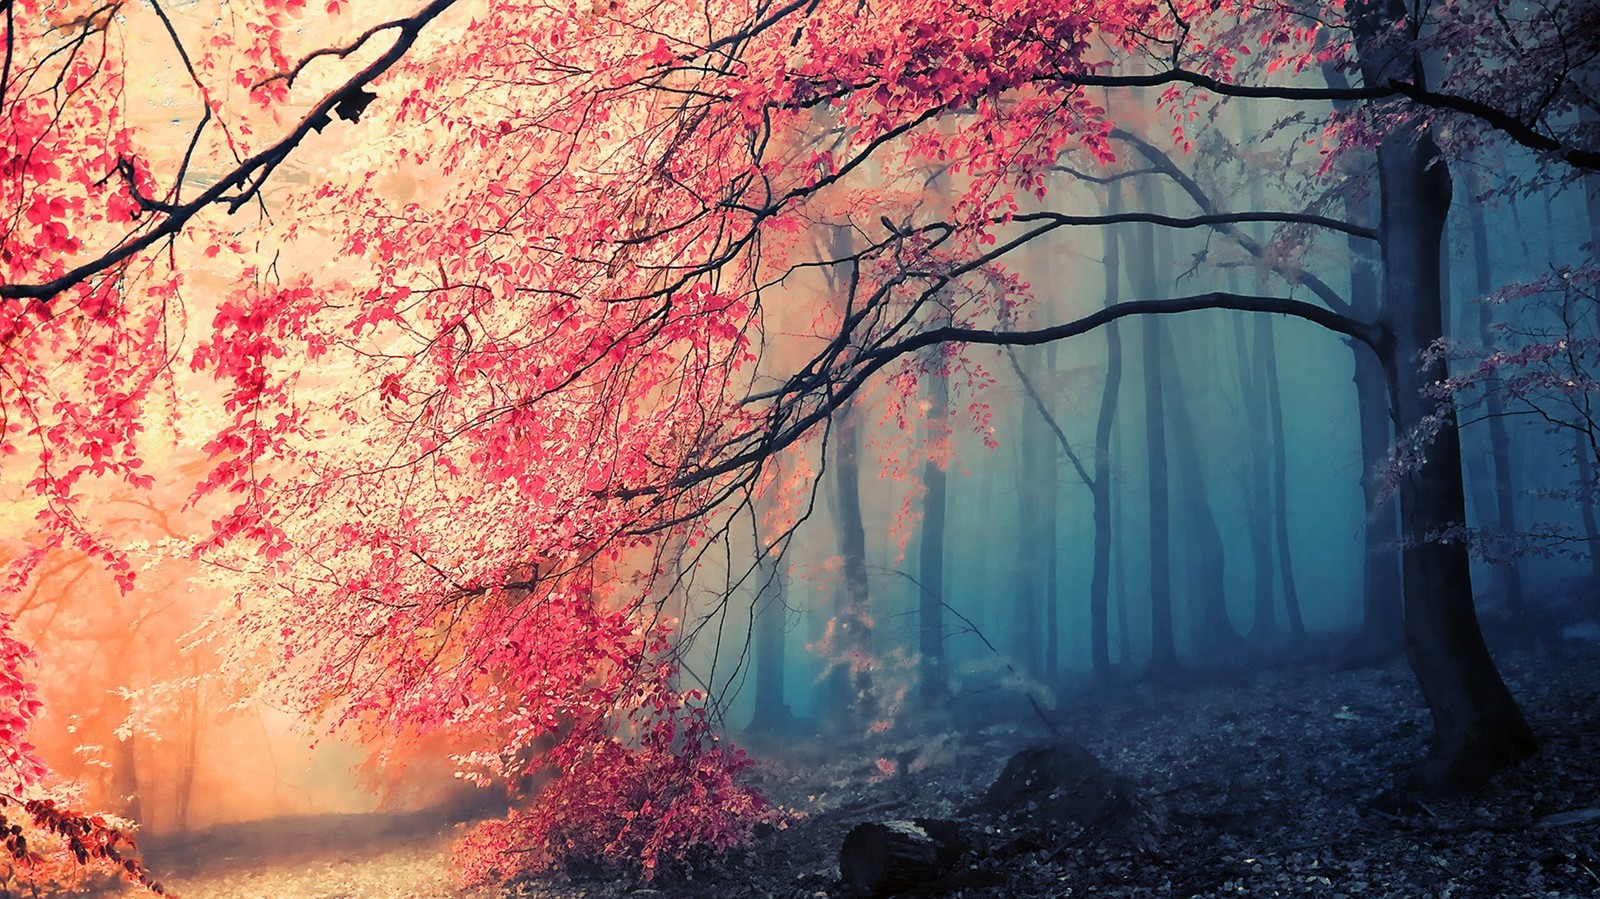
[138,811,499,899]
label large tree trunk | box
[1358,0,1534,788]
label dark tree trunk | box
[1128,184,1180,677]
[1357,0,1534,788]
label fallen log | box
[838,818,967,897]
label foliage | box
[451,675,781,884]
[1432,265,1600,562]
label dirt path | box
[140,811,501,899]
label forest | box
[2,0,1599,897]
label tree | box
[5,0,1598,881]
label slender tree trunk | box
[1012,350,1047,677]
[831,399,876,727]
[1461,166,1525,613]
[1322,62,1403,662]
[1238,126,1305,645]
[113,733,143,824]
[1129,183,1179,677]
[1357,0,1533,789]
[1349,245,1405,664]
[1233,298,1278,641]
[1582,165,1600,583]
[825,222,875,729]
[750,525,792,733]
[917,345,950,705]
[1090,185,1125,680]
[1044,341,1061,680]
[1162,324,1239,657]
[1260,318,1307,642]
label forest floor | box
[115,625,1600,899]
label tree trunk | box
[1090,185,1125,680]
[1163,324,1240,656]
[1045,341,1061,680]
[750,534,792,733]
[1349,300,1405,662]
[1012,349,1048,677]
[1260,317,1307,643]
[917,344,950,706]
[1583,162,1600,583]
[1462,165,1525,614]
[826,222,875,730]
[1357,0,1534,787]
[1239,130,1305,646]
[832,397,875,727]
[113,733,143,824]
[1233,301,1278,642]
[1128,183,1180,677]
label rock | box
[979,742,1135,831]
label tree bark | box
[1356,0,1534,790]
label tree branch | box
[1,0,461,303]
